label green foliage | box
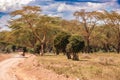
[23,47,27,53]
[11,45,16,52]
[1,44,17,53]
[0,6,120,56]
[27,48,34,53]
[34,42,41,54]
[66,35,85,53]
[54,32,71,54]
[5,45,12,53]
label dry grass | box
[37,53,120,80]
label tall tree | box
[74,9,100,53]
[98,10,120,53]
[9,6,41,55]
[9,6,62,55]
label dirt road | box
[0,54,74,80]
[0,55,25,80]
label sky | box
[0,0,120,30]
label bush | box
[66,35,85,60]
[34,42,41,54]
[54,32,71,55]
[28,48,34,53]
[5,45,13,53]
[12,45,16,52]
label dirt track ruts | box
[0,55,25,80]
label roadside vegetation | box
[38,53,120,80]
[0,6,119,60]
[0,5,120,80]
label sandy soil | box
[14,54,74,80]
[0,54,74,80]
[0,55,25,80]
[0,54,12,62]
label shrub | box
[54,32,71,55]
[34,42,41,54]
[11,45,16,52]
[66,35,85,60]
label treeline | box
[0,6,120,60]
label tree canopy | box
[0,6,120,60]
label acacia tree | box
[98,10,120,53]
[90,25,115,52]
[61,19,83,35]
[0,31,10,52]
[36,15,62,54]
[74,9,100,53]
[11,29,37,48]
[9,6,62,55]
[9,6,42,55]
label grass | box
[37,53,120,80]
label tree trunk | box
[66,52,71,59]
[56,49,59,55]
[103,44,109,52]
[86,38,90,53]
[40,33,46,56]
[40,43,45,56]
[117,42,120,53]
[72,53,79,61]
[117,32,120,53]
[22,52,25,56]
[22,47,27,56]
